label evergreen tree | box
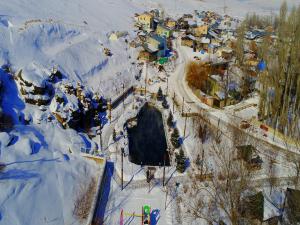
[176,149,186,173]
[167,111,173,128]
[162,97,169,109]
[113,128,117,142]
[171,128,180,149]
[94,114,100,127]
[157,87,164,101]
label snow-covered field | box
[1,0,300,225]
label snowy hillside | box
[0,0,300,225]
[1,0,299,95]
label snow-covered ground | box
[1,1,300,225]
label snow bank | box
[21,62,51,88]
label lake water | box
[127,103,170,166]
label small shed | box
[109,31,128,41]
[193,25,208,37]
[283,188,300,224]
[248,155,263,170]
[236,145,256,162]
[240,192,264,222]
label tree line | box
[256,2,300,139]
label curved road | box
[168,39,300,164]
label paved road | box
[168,39,300,163]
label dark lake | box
[127,103,170,166]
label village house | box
[109,31,128,41]
[183,13,193,19]
[196,37,210,51]
[239,192,282,225]
[218,47,234,60]
[156,24,172,38]
[149,9,160,19]
[177,17,189,30]
[193,24,208,37]
[165,18,177,30]
[245,58,259,68]
[210,37,222,46]
[245,29,266,40]
[137,31,147,42]
[146,34,168,58]
[138,34,168,62]
[199,62,238,108]
[181,35,194,48]
[204,75,228,108]
[135,12,154,31]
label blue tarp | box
[257,59,266,72]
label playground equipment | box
[143,205,151,224]
[120,205,151,225]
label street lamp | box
[121,147,125,190]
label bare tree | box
[234,22,246,67]
[257,2,300,140]
[285,137,300,188]
[291,159,300,188]
[183,133,255,225]
[267,157,277,195]
[185,61,211,93]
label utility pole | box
[172,92,176,113]
[163,153,166,186]
[121,148,124,190]
[108,98,112,122]
[225,68,229,106]
[166,77,169,97]
[99,125,103,153]
[183,115,188,137]
[200,146,205,177]
[145,63,148,96]
[146,168,151,193]
[164,186,168,210]
[122,83,125,108]
[181,97,185,115]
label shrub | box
[162,97,169,109]
[157,87,164,101]
[0,163,6,173]
[73,177,97,221]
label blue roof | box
[257,59,266,72]
[150,34,166,44]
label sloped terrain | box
[0,0,300,225]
